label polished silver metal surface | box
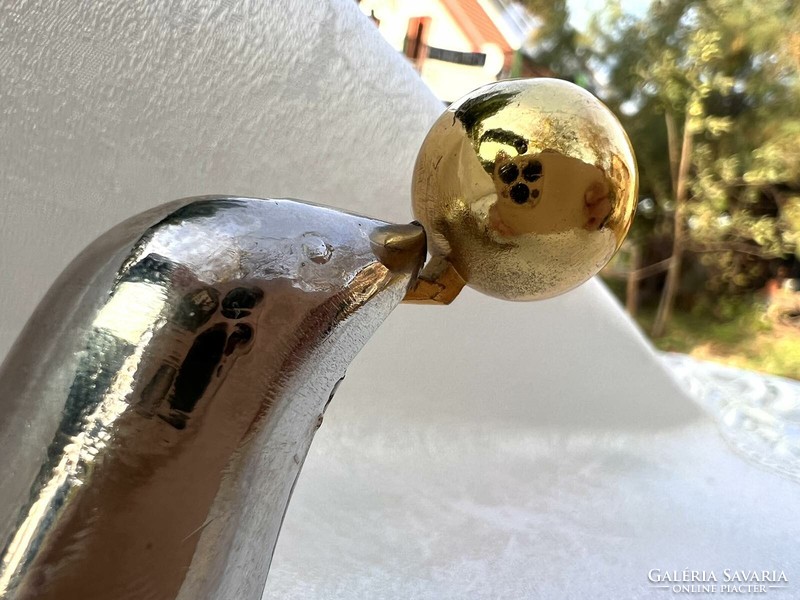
[0,196,425,599]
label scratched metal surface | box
[0,197,422,599]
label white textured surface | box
[1,1,797,598]
[666,354,800,483]
[266,350,799,599]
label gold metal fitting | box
[405,78,638,304]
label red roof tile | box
[439,0,513,56]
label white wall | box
[359,0,506,101]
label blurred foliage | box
[522,0,800,298]
[517,0,595,86]
[637,301,800,380]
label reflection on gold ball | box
[411,78,637,301]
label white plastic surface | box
[1,1,797,598]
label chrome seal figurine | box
[0,79,636,599]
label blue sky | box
[567,0,652,31]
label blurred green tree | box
[522,0,800,334]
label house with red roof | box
[358,0,537,103]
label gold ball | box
[412,78,638,301]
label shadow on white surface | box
[266,348,799,599]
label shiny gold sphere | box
[411,78,638,301]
